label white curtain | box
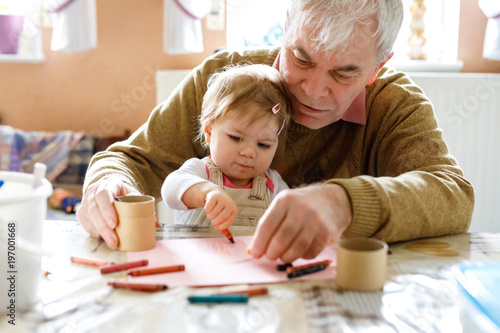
[479,0,500,60]
[164,0,212,54]
[44,0,97,52]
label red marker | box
[218,287,268,297]
[128,264,185,277]
[100,259,148,274]
[220,229,235,243]
[108,281,168,292]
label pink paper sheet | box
[127,236,337,287]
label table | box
[2,220,500,332]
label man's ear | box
[367,52,393,85]
[204,125,212,144]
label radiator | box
[409,73,500,232]
[157,70,500,232]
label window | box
[226,0,287,49]
[388,0,462,71]
[226,0,461,71]
[0,0,44,62]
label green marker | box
[188,294,249,304]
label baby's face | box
[205,107,279,187]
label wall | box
[0,0,499,136]
[458,0,500,73]
[0,0,225,136]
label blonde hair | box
[199,64,291,155]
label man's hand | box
[247,184,352,263]
[205,190,238,231]
[76,176,140,249]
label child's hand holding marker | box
[180,181,236,243]
[204,189,237,242]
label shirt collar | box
[273,50,366,126]
[205,165,275,192]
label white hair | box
[285,0,403,64]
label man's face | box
[280,22,380,129]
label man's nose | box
[301,74,329,99]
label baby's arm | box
[182,183,238,230]
[162,158,237,229]
[161,158,208,210]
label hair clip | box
[272,103,285,136]
[272,103,281,114]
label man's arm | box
[77,68,208,248]
[334,70,474,243]
[249,69,474,261]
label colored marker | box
[70,256,116,267]
[217,287,268,297]
[100,259,148,274]
[128,264,185,277]
[286,260,332,274]
[0,180,4,189]
[276,263,293,271]
[108,281,168,292]
[287,263,328,279]
[188,295,249,304]
[220,229,235,243]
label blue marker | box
[188,294,249,304]
[0,180,4,189]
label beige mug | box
[336,238,388,291]
[113,195,157,252]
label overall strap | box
[249,174,267,200]
[203,157,223,186]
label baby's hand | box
[204,190,238,230]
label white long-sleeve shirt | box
[161,157,289,224]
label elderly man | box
[77,0,474,263]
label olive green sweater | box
[84,47,474,243]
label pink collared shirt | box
[205,165,275,192]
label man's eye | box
[228,135,240,142]
[258,143,271,149]
[296,57,310,66]
[335,72,355,82]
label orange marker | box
[128,264,185,277]
[220,229,235,243]
[100,259,148,274]
[108,281,168,292]
[218,287,268,297]
[70,256,116,267]
[286,260,332,274]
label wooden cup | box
[336,238,388,291]
[113,195,156,252]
